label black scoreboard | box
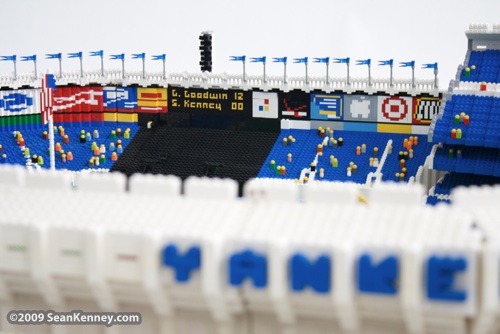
[168,87,251,115]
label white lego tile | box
[0,164,25,188]
[128,173,181,197]
[75,171,126,193]
[24,169,72,191]
[184,176,238,199]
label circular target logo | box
[381,97,409,122]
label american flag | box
[40,74,56,124]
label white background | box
[0,0,498,88]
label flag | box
[293,57,308,63]
[250,57,266,63]
[281,93,308,119]
[229,56,246,61]
[21,55,36,61]
[89,50,104,57]
[311,93,344,120]
[378,96,412,124]
[400,61,415,67]
[0,55,16,61]
[137,88,167,113]
[253,92,278,119]
[333,58,349,64]
[313,57,329,63]
[0,91,35,116]
[52,86,104,113]
[152,54,166,60]
[356,59,371,65]
[40,74,56,124]
[132,53,145,59]
[378,59,393,66]
[272,57,287,63]
[103,87,138,112]
[110,54,125,60]
[46,53,62,59]
[422,62,438,70]
[68,52,82,58]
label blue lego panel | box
[310,93,344,121]
[434,172,500,196]
[460,50,500,84]
[257,129,433,184]
[426,196,451,206]
[426,256,468,302]
[343,121,377,132]
[229,249,267,288]
[433,144,500,177]
[432,95,500,149]
[290,253,330,293]
[357,254,398,295]
[0,123,139,171]
[161,244,201,283]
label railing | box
[0,69,441,96]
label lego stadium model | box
[1,23,500,334]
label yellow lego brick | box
[117,113,137,123]
[377,123,412,134]
[103,113,117,122]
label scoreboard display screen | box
[168,86,251,115]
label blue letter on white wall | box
[426,256,467,302]
[290,253,331,293]
[357,254,398,295]
[161,244,201,283]
[229,249,267,288]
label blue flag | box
[333,57,350,64]
[21,55,36,61]
[250,57,266,63]
[272,57,287,63]
[313,57,329,63]
[356,59,371,65]
[89,50,103,57]
[110,54,125,60]
[378,59,393,66]
[294,57,308,63]
[45,74,57,89]
[0,55,16,61]
[132,53,145,59]
[68,52,82,59]
[152,54,166,61]
[46,53,62,59]
[230,55,246,62]
[422,62,438,70]
[400,61,415,67]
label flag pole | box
[34,59,38,80]
[326,62,329,85]
[347,62,350,86]
[101,54,104,77]
[142,58,146,79]
[284,62,287,85]
[305,62,308,85]
[80,57,83,78]
[13,58,17,81]
[263,61,266,83]
[58,58,62,78]
[122,58,125,79]
[434,67,438,89]
[390,63,393,87]
[162,58,166,80]
[412,65,415,89]
[368,62,371,87]
[243,60,246,83]
[48,108,55,171]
